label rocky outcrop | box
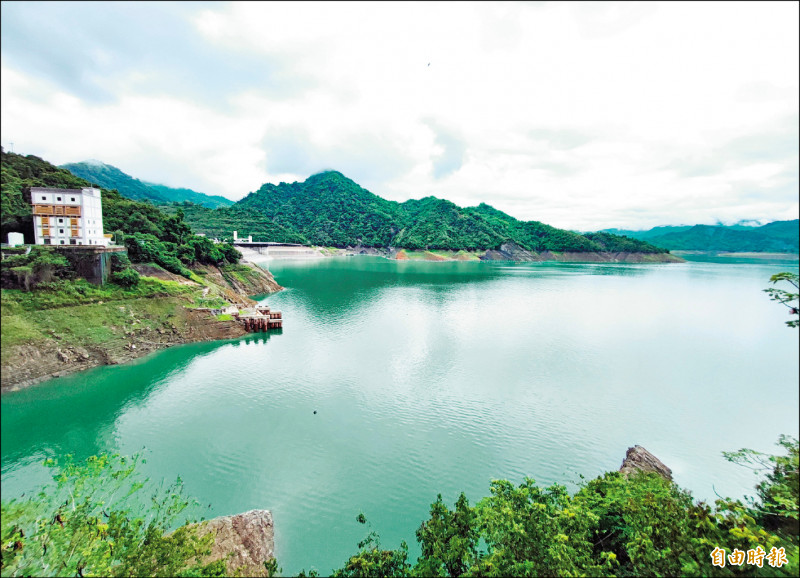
[195,263,283,307]
[194,510,275,577]
[619,445,673,480]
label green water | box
[2,257,798,575]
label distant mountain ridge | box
[60,160,233,209]
[599,221,799,253]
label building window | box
[41,196,47,201]
[58,218,64,224]
[59,229,64,234]
[70,197,76,202]
[57,197,62,201]
[44,238,51,245]
[70,239,77,245]
[60,240,65,245]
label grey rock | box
[194,509,275,577]
[619,445,672,480]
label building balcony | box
[32,205,81,217]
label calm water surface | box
[2,257,799,574]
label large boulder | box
[619,445,672,481]
[195,509,275,577]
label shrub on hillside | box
[111,267,140,288]
[0,247,74,290]
[110,251,132,273]
[0,454,224,578]
[124,233,192,277]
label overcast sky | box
[2,1,798,230]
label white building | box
[30,187,110,246]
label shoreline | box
[671,250,799,260]
[1,307,251,395]
[1,262,283,394]
[239,244,685,264]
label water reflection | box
[262,258,504,319]
[0,337,274,467]
[261,257,664,322]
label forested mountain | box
[5,153,668,255]
[143,182,233,208]
[231,170,668,253]
[236,171,402,247]
[60,160,233,208]
[599,221,799,253]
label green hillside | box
[232,171,668,253]
[161,203,308,244]
[61,161,233,208]
[143,183,233,209]
[60,160,166,202]
[236,171,402,247]
[600,221,799,253]
[393,197,507,250]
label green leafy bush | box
[111,267,140,288]
[0,454,223,578]
[764,272,799,328]
[110,252,132,273]
[1,247,74,290]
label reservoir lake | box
[2,256,799,575]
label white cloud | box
[1,0,798,230]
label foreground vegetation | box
[321,437,798,577]
[1,454,226,577]
[2,436,797,577]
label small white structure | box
[232,231,252,243]
[6,232,25,247]
[30,187,109,246]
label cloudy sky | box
[1,1,798,230]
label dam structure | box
[231,231,323,260]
